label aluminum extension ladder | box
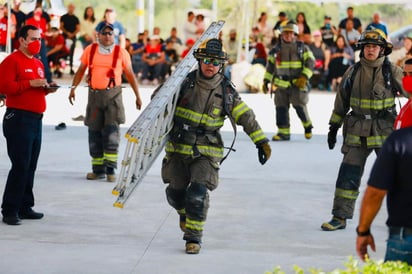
[112,20,225,208]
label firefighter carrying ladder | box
[112,20,225,208]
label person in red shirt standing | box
[25,6,52,84]
[0,25,57,226]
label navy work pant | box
[1,108,42,217]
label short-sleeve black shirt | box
[367,127,412,228]
[60,14,80,35]
[338,17,362,31]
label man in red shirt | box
[26,6,52,84]
[0,25,57,226]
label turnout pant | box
[274,86,312,135]
[331,139,379,219]
[84,87,125,174]
[162,154,219,243]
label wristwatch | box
[356,226,371,237]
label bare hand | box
[136,97,142,110]
[356,234,376,262]
[30,79,49,88]
[69,90,76,105]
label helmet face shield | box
[193,38,228,61]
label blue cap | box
[97,22,114,33]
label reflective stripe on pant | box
[89,125,120,173]
[85,87,124,173]
[331,140,378,219]
[274,86,311,129]
[162,154,219,243]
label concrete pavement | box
[0,79,391,274]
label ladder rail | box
[113,20,225,208]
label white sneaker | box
[152,79,159,86]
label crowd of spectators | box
[247,6,412,92]
[1,4,411,90]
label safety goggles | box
[202,58,222,66]
[100,31,113,36]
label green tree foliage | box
[66,0,411,41]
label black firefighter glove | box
[257,141,271,165]
[262,80,270,94]
[327,124,340,150]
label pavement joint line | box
[132,208,174,272]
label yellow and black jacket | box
[264,40,315,91]
[166,70,268,162]
[329,56,404,148]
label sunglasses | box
[403,71,412,76]
[202,58,222,66]
[100,31,113,36]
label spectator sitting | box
[396,35,412,68]
[365,12,388,36]
[45,27,70,78]
[141,35,166,85]
[254,11,273,49]
[164,40,179,76]
[328,34,354,91]
[165,26,183,55]
[250,35,267,67]
[78,6,97,49]
[341,18,361,51]
[195,14,205,39]
[296,12,311,44]
[223,29,238,80]
[181,38,195,59]
[129,32,146,77]
[338,6,362,34]
[309,30,330,90]
[320,15,338,47]
[272,11,289,44]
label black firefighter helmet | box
[193,38,228,61]
[356,29,393,56]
